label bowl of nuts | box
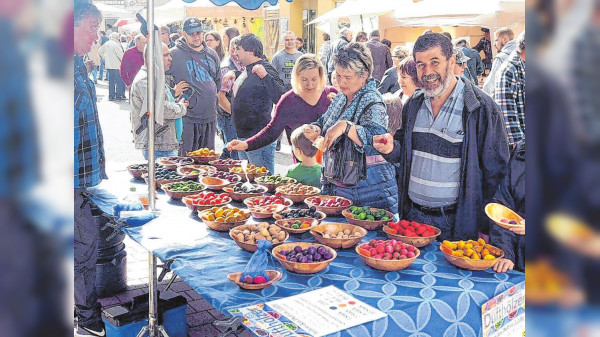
[310,223,368,249]
[275,183,321,204]
[229,223,289,253]
[198,206,251,231]
[274,217,319,234]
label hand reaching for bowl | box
[227,139,249,152]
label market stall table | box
[99,172,525,337]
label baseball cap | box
[453,47,470,64]
[183,17,203,34]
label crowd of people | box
[75,0,526,334]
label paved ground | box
[94,77,293,337]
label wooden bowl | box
[198,207,249,232]
[229,168,270,183]
[208,160,242,171]
[274,217,319,234]
[382,225,442,248]
[248,204,289,219]
[243,196,294,208]
[177,165,216,179]
[188,154,220,164]
[355,245,420,271]
[255,176,297,193]
[160,182,206,200]
[156,156,194,170]
[181,195,231,212]
[127,164,147,180]
[229,224,289,253]
[272,242,337,274]
[440,242,505,271]
[222,185,268,202]
[304,196,353,216]
[342,208,394,230]
[275,186,321,204]
[199,176,231,190]
[227,270,282,290]
[485,203,525,230]
[273,210,327,224]
[310,223,367,249]
[142,173,185,189]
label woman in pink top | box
[226,54,337,157]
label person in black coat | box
[491,140,525,272]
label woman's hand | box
[322,121,347,151]
[174,80,190,98]
[303,124,321,142]
[327,92,336,102]
[373,134,394,154]
[493,258,515,273]
[226,139,248,152]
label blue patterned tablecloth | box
[122,203,524,337]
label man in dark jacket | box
[326,27,352,83]
[167,17,221,153]
[230,33,286,174]
[365,30,393,82]
[374,33,509,240]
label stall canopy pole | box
[147,0,156,211]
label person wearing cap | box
[455,39,484,86]
[483,27,516,96]
[366,30,393,82]
[326,27,353,84]
[378,46,409,94]
[167,17,221,153]
[494,31,526,149]
[373,33,509,241]
[452,47,470,78]
[474,27,493,71]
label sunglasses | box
[337,50,369,70]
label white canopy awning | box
[391,0,525,29]
[96,2,134,17]
[308,0,406,25]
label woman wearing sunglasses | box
[303,42,398,213]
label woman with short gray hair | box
[304,42,399,212]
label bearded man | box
[373,33,509,241]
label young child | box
[286,126,322,187]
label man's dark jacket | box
[383,79,509,238]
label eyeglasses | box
[337,50,369,70]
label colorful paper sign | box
[229,286,387,337]
[482,281,525,337]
